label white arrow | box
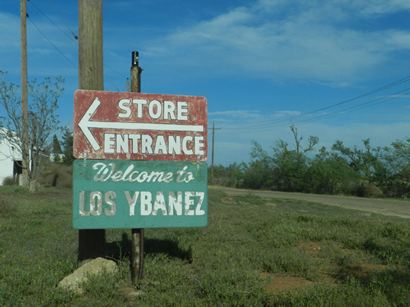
[79,97,204,151]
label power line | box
[27,3,125,90]
[27,15,76,66]
[218,76,410,129]
[218,94,407,132]
[294,87,410,127]
[217,77,410,131]
[247,95,408,132]
[28,0,78,42]
[304,76,410,115]
[227,86,410,133]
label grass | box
[0,185,410,306]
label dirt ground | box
[211,186,410,219]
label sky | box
[0,0,410,164]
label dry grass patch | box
[297,241,321,257]
[221,196,234,204]
[260,272,315,294]
[337,262,389,280]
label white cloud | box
[348,0,410,15]
[208,110,304,126]
[380,94,410,99]
[143,0,410,85]
[209,110,262,119]
[0,12,20,49]
[0,11,77,77]
[386,31,410,49]
[272,110,302,117]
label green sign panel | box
[73,160,208,229]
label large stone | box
[58,257,118,294]
[118,286,144,300]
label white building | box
[0,129,23,185]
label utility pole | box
[78,0,105,261]
[20,0,30,188]
[130,51,144,285]
[210,121,221,183]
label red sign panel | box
[73,90,207,161]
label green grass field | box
[1,185,410,306]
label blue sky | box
[1,0,410,164]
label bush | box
[0,198,14,216]
[37,163,72,188]
[242,160,274,189]
[2,176,16,186]
[209,163,245,187]
[355,181,384,198]
[306,157,359,195]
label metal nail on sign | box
[73,90,208,161]
[73,160,208,229]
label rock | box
[58,257,118,294]
[119,286,144,300]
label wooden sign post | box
[130,51,144,284]
[72,84,208,285]
[77,0,105,261]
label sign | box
[72,160,208,229]
[73,90,207,161]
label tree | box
[0,72,64,187]
[242,126,319,191]
[52,134,62,154]
[209,163,246,187]
[52,134,62,162]
[290,125,319,155]
[382,138,410,197]
[383,138,410,175]
[331,139,388,195]
[62,127,74,164]
[306,146,359,194]
[270,126,318,191]
[242,141,274,189]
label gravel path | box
[211,186,410,219]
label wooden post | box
[130,51,141,92]
[77,0,105,261]
[130,51,144,284]
[20,0,30,188]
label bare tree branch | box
[0,73,64,184]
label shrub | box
[37,163,72,188]
[2,176,16,186]
[0,198,10,215]
[355,181,384,198]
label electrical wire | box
[217,78,410,131]
[303,76,410,115]
[217,95,409,132]
[28,0,78,42]
[218,77,410,130]
[27,7,126,90]
[27,16,76,66]
[295,88,410,127]
[24,2,410,123]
